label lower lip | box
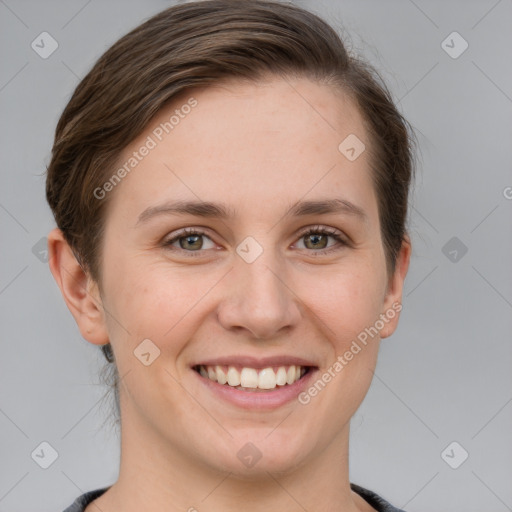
[192,368,318,410]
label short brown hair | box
[46,0,416,429]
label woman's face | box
[89,76,409,475]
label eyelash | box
[162,225,348,257]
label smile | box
[193,364,310,392]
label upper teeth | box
[197,365,306,390]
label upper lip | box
[192,355,318,369]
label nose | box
[216,249,302,340]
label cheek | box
[300,268,384,422]
[324,267,385,389]
[302,263,387,342]
[102,257,217,356]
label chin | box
[199,429,311,478]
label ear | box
[47,227,109,346]
[379,234,411,339]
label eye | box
[162,225,348,257]
[294,225,348,255]
[163,227,216,254]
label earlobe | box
[380,235,411,339]
[47,227,110,346]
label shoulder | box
[351,483,407,512]
[62,487,110,512]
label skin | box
[48,75,410,512]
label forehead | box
[105,76,376,224]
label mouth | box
[192,364,313,392]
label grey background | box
[1,0,511,510]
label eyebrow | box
[136,198,368,225]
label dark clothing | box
[63,483,406,511]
